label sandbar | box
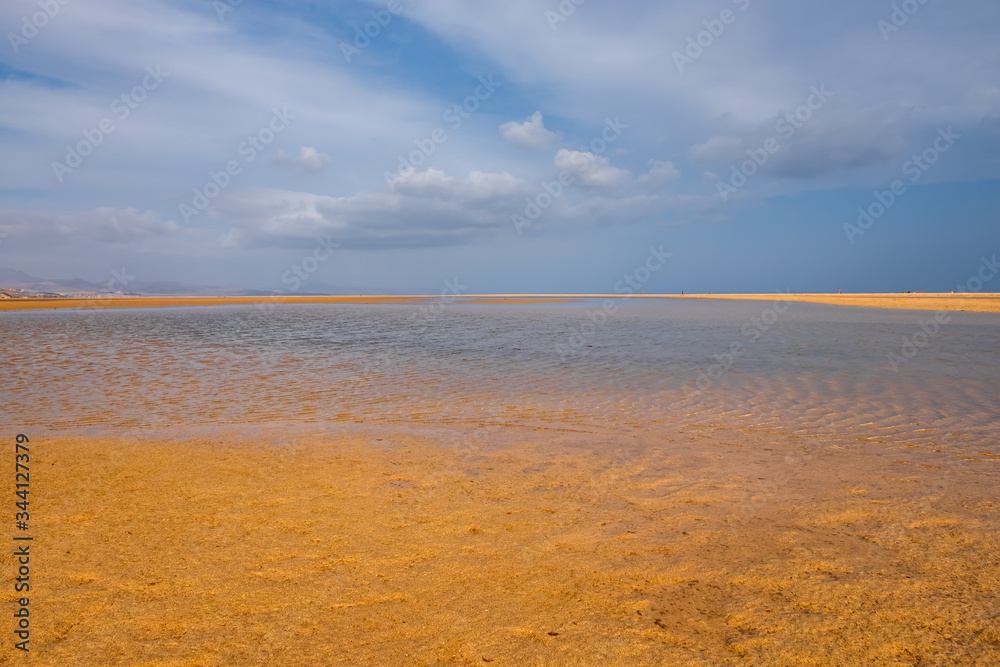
[3,292,1000,312]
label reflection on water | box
[2,300,998,450]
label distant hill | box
[0,268,397,297]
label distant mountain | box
[0,269,107,294]
[0,268,399,297]
[125,281,273,297]
[0,269,35,283]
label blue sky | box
[1,0,998,293]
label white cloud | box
[499,111,559,150]
[0,207,180,244]
[554,149,629,188]
[205,164,698,249]
[274,146,331,172]
[210,169,536,249]
[690,136,746,163]
[688,107,907,178]
[637,160,680,186]
[386,167,455,193]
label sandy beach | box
[18,428,999,665]
[3,292,1000,313]
[687,293,1000,313]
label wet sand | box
[3,292,1000,312]
[11,427,1000,665]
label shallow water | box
[2,299,998,452]
[6,300,1000,664]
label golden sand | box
[2,293,999,312]
[8,429,999,665]
[683,293,1000,313]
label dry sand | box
[8,427,999,665]
[683,293,1000,313]
[3,293,1000,313]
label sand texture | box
[6,428,999,666]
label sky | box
[1,0,998,294]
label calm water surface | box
[2,299,998,451]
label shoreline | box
[2,292,1000,313]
